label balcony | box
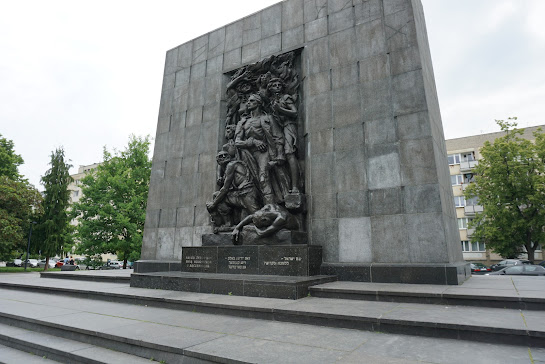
[461,183,470,190]
[464,205,483,216]
[460,160,478,172]
[467,228,475,237]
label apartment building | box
[446,126,544,264]
[67,163,101,205]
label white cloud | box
[481,0,517,33]
[524,0,545,43]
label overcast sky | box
[1,0,544,189]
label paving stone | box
[186,334,347,364]
[0,344,61,363]
[342,333,533,364]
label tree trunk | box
[44,256,49,271]
[525,242,535,263]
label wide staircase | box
[0,271,543,363]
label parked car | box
[55,260,64,268]
[470,262,491,274]
[538,261,545,268]
[486,265,545,276]
[37,259,56,268]
[98,261,122,270]
[489,259,531,271]
[12,258,22,267]
[60,263,80,271]
[24,259,39,268]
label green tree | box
[0,134,24,180]
[72,135,151,268]
[0,177,43,260]
[0,135,43,260]
[40,147,73,270]
[465,118,545,262]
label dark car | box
[489,259,531,271]
[470,262,491,274]
[487,265,545,276]
[538,261,545,268]
[60,262,80,271]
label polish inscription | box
[185,255,214,269]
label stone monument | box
[133,0,470,289]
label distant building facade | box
[68,163,101,205]
[446,126,544,264]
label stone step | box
[0,287,542,364]
[0,343,62,363]
[40,271,131,283]
[0,277,544,348]
[0,322,158,364]
[309,280,545,311]
[131,271,337,299]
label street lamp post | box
[24,221,37,271]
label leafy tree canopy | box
[72,135,151,267]
[465,118,545,262]
[0,134,24,180]
[40,147,73,262]
[0,135,42,260]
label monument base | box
[134,260,181,273]
[321,262,471,285]
[130,271,336,299]
[182,245,322,276]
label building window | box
[463,173,474,184]
[73,191,79,197]
[448,154,461,165]
[466,196,479,206]
[454,196,466,207]
[451,175,463,185]
[458,218,470,229]
[461,152,475,162]
[461,241,486,252]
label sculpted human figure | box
[207,151,261,229]
[232,204,299,243]
[268,78,300,193]
[216,125,238,187]
[225,69,253,125]
[235,94,286,204]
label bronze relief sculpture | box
[207,51,304,243]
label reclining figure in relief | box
[231,204,299,244]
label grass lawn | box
[0,267,61,273]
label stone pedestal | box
[182,245,322,276]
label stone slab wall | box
[141,0,464,267]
